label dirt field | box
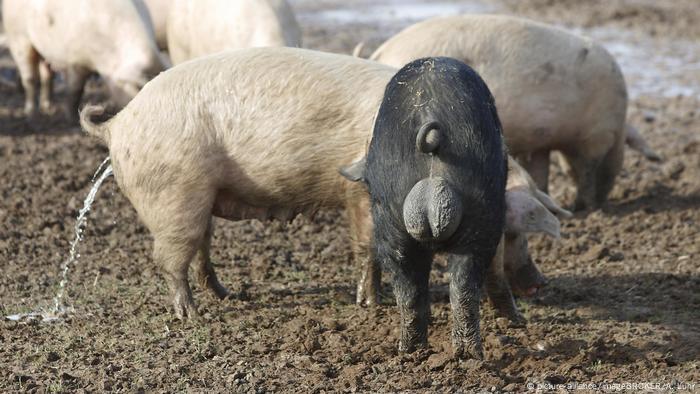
[1,0,698,392]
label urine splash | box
[53,161,113,312]
[5,159,113,322]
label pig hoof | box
[172,293,199,320]
[452,338,484,360]
[197,268,231,300]
[208,281,231,301]
[507,313,527,328]
[355,288,379,307]
[522,286,541,297]
[355,269,381,307]
[40,102,54,115]
[174,302,199,320]
[398,340,423,353]
[493,304,527,326]
[493,307,526,327]
[573,198,597,212]
[398,335,428,353]
[23,104,37,118]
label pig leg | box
[144,188,215,319]
[7,40,39,117]
[447,252,485,359]
[347,198,380,306]
[483,236,525,326]
[391,252,432,352]
[355,249,380,307]
[561,151,601,211]
[38,60,54,113]
[63,66,91,122]
[595,136,624,205]
[153,235,200,319]
[376,232,432,352]
[522,150,551,194]
[194,218,231,300]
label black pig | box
[342,57,507,358]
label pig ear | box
[339,157,366,182]
[505,190,561,239]
[534,189,573,219]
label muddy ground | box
[1,0,698,392]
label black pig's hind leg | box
[448,252,485,359]
[376,230,432,352]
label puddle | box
[292,0,699,100]
[293,0,498,28]
[5,307,72,323]
[571,26,700,100]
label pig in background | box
[369,14,661,211]
[141,0,169,51]
[482,157,571,324]
[2,0,167,122]
[166,0,301,64]
[79,47,568,355]
[502,157,571,297]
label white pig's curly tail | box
[79,105,110,143]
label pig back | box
[459,16,627,151]
[25,0,159,74]
[3,0,30,39]
[167,0,301,64]
[371,14,627,153]
[108,48,395,211]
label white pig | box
[166,0,302,64]
[80,47,566,322]
[3,0,167,120]
[142,0,170,50]
[370,14,660,210]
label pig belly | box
[493,86,583,152]
[212,190,316,222]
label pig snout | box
[403,177,463,243]
[510,257,547,297]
